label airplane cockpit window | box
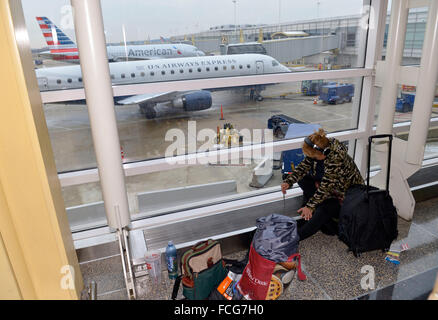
[272,60,279,67]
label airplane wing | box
[116,91,182,105]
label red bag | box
[237,244,306,300]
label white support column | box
[406,0,438,165]
[70,0,130,229]
[354,0,388,176]
[371,0,438,221]
[375,0,409,135]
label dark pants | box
[297,175,341,241]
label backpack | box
[236,214,306,300]
[171,239,228,300]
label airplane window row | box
[54,65,252,84]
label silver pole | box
[70,0,131,229]
[375,0,409,136]
[405,0,438,165]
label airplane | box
[36,53,290,119]
[36,16,205,63]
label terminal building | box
[1,0,438,302]
[172,7,428,67]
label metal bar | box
[58,129,364,187]
[58,115,438,188]
[406,0,438,164]
[70,0,130,229]
[375,0,410,135]
[40,67,373,104]
[354,0,389,176]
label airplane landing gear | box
[139,103,157,119]
[249,88,264,101]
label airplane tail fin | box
[36,17,79,61]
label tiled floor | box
[79,197,438,300]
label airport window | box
[27,0,436,235]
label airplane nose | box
[197,51,205,56]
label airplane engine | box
[172,90,212,111]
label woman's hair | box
[302,128,329,158]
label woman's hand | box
[298,207,313,221]
[281,182,290,194]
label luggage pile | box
[172,214,307,300]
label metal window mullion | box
[354,0,389,176]
[40,68,373,104]
[58,129,365,187]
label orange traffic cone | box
[220,104,224,120]
[313,98,317,104]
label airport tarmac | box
[41,79,438,224]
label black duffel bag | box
[338,134,398,257]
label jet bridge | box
[261,35,340,63]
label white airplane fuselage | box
[106,43,205,61]
[36,54,289,92]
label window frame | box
[24,0,438,246]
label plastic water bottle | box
[165,241,178,279]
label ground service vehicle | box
[319,83,354,104]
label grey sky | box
[22,0,364,49]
